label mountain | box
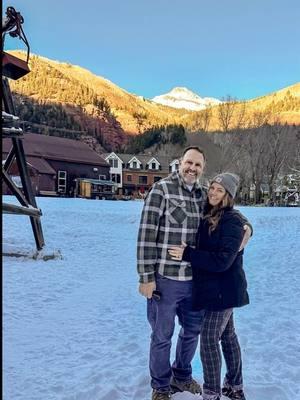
[7,51,300,145]
[184,82,300,132]
[247,82,300,125]
[8,51,192,144]
[152,87,221,111]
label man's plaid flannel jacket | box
[137,171,206,283]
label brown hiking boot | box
[170,377,202,394]
[152,389,172,400]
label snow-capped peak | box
[152,86,221,111]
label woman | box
[168,172,249,400]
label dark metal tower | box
[2,7,45,250]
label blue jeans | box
[147,274,204,392]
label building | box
[2,133,114,198]
[103,152,124,193]
[104,152,179,198]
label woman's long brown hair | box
[204,191,235,234]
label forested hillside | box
[7,51,300,155]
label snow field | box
[3,197,300,400]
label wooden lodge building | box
[2,134,182,200]
[2,133,115,199]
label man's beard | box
[181,169,198,184]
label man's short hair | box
[182,146,206,162]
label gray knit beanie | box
[211,172,240,198]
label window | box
[111,173,121,183]
[99,175,106,180]
[139,175,147,184]
[127,175,132,182]
[132,161,137,169]
[154,176,161,183]
[58,170,67,193]
[151,162,156,170]
[109,159,118,168]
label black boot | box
[222,387,246,400]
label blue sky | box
[3,0,300,100]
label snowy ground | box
[3,196,300,400]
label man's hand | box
[239,225,252,251]
[139,281,156,299]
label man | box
[137,147,251,400]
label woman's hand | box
[239,225,252,251]
[168,241,187,261]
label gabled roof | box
[106,153,176,173]
[146,157,161,165]
[114,153,138,163]
[103,152,123,163]
[2,133,109,167]
[127,155,143,164]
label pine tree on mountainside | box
[11,59,114,117]
[170,124,186,146]
[126,124,187,153]
[13,94,82,132]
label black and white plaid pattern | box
[200,309,243,399]
[137,171,206,283]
